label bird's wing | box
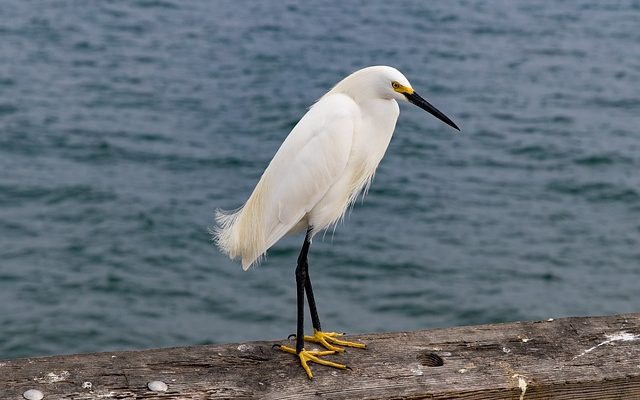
[230,94,358,269]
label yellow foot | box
[304,329,366,352]
[277,345,347,379]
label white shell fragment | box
[237,344,249,352]
[23,389,44,400]
[147,380,168,392]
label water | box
[1,0,639,360]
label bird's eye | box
[391,81,401,90]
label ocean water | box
[1,0,639,360]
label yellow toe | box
[276,345,346,379]
[304,329,366,352]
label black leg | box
[304,259,322,332]
[294,228,312,354]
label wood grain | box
[2,313,639,399]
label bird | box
[214,65,459,379]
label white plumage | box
[214,66,458,270]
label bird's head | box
[333,66,460,131]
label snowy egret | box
[214,65,459,378]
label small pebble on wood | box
[147,380,168,392]
[23,389,44,400]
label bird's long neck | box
[351,98,399,172]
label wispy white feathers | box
[213,177,269,270]
[214,94,359,269]
[214,66,409,270]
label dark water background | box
[1,1,639,360]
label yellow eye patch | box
[391,81,414,95]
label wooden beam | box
[2,313,640,399]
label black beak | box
[405,92,460,131]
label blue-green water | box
[1,1,639,360]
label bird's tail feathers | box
[212,197,267,270]
[211,207,240,256]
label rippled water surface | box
[1,1,639,359]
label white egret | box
[214,65,459,378]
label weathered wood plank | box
[2,313,639,399]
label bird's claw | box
[304,329,366,352]
[277,345,345,379]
